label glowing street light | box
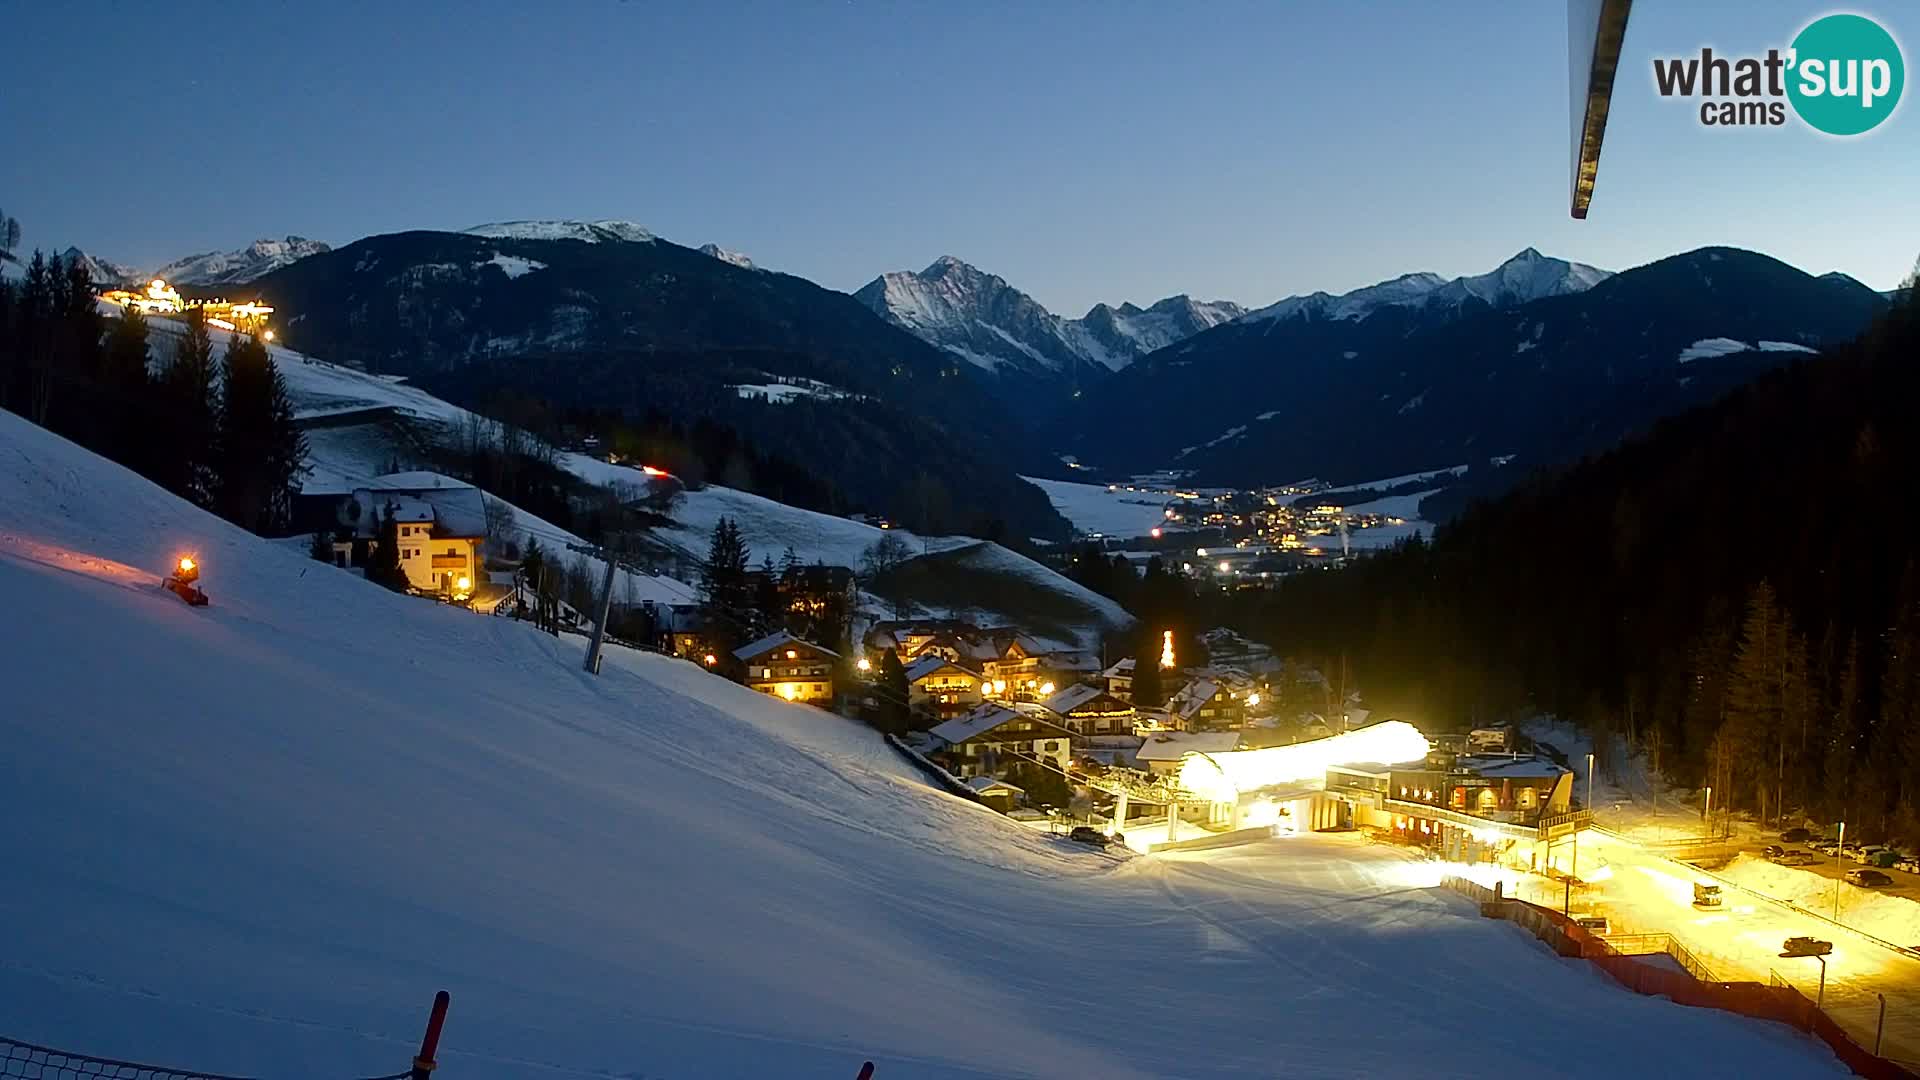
[1039,681,1056,696]
[1246,692,1261,708]
[703,653,718,666]
[856,656,872,672]
[454,575,472,593]
[1217,560,1231,574]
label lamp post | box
[1704,785,1713,837]
[1586,751,1594,812]
[1835,820,1846,923]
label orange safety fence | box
[1440,877,1915,1080]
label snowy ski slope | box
[0,411,1845,1078]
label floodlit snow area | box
[0,411,1850,1078]
[1020,475,1175,538]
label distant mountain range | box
[48,214,1903,534]
[1060,247,1887,493]
[60,237,331,289]
[855,256,1243,390]
[244,224,1069,541]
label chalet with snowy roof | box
[331,484,488,599]
[1166,678,1245,731]
[928,704,1076,779]
[1039,684,1136,737]
[904,655,985,721]
[980,633,1058,701]
[735,631,840,704]
[1100,657,1136,701]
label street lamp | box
[1780,938,1832,1009]
[1586,752,1594,812]
[1704,785,1713,836]
[1835,820,1846,922]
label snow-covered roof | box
[733,630,839,662]
[1167,679,1221,721]
[1135,731,1243,763]
[1459,755,1571,781]
[904,655,977,682]
[1101,657,1136,679]
[965,775,1023,795]
[929,704,1071,747]
[346,486,489,538]
[1041,683,1125,715]
[1043,651,1102,673]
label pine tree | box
[1723,581,1788,821]
[156,309,219,505]
[309,529,335,562]
[754,552,781,634]
[1825,636,1863,822]
[215,333,306,533]
[701,516,752,654]
[367,507,408,591]
[1132,633,1167,709]
[101,306,153,464]
[878,648,911,735]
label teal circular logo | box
[1787,14,1904,135]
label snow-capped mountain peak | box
[462,220,655,244]
[1244,251,1610,325]
[59,247,142,287]
[149,236,332,287]
[855,256,1242,379]
[698,243,756,270]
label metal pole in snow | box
[1875,993,1886,1055]
[583,548,618,675]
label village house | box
[1166,678,1246,731]
[904,655,985,721]
[734,631,839,704]
[1039,683,1137,737]
[928,704,1077,779]
[964,775,1025,812]
[980,634,1060,701]
[331,485,487,599]
[1100,657,1136,701]
[1323,750,1576,859]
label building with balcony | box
[735,631,840,704]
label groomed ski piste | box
[0,409,1846,1078]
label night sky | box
[4,1,1913,311]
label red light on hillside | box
[641,465,669,477]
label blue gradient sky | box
[4,1,1913,313]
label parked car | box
[1692,882,1724,908]
[1777,850,1819,866]
[1854,845,1888,865]
[1574,915,1611,934]
[1896,854,1920,874]
[1784,936,1834,956]
[1847,869,1894,887]
[1067,826,1110,848]
[1781,827,1813,843]
[1761,845,1786,859]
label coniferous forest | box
[0,251,307,535]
